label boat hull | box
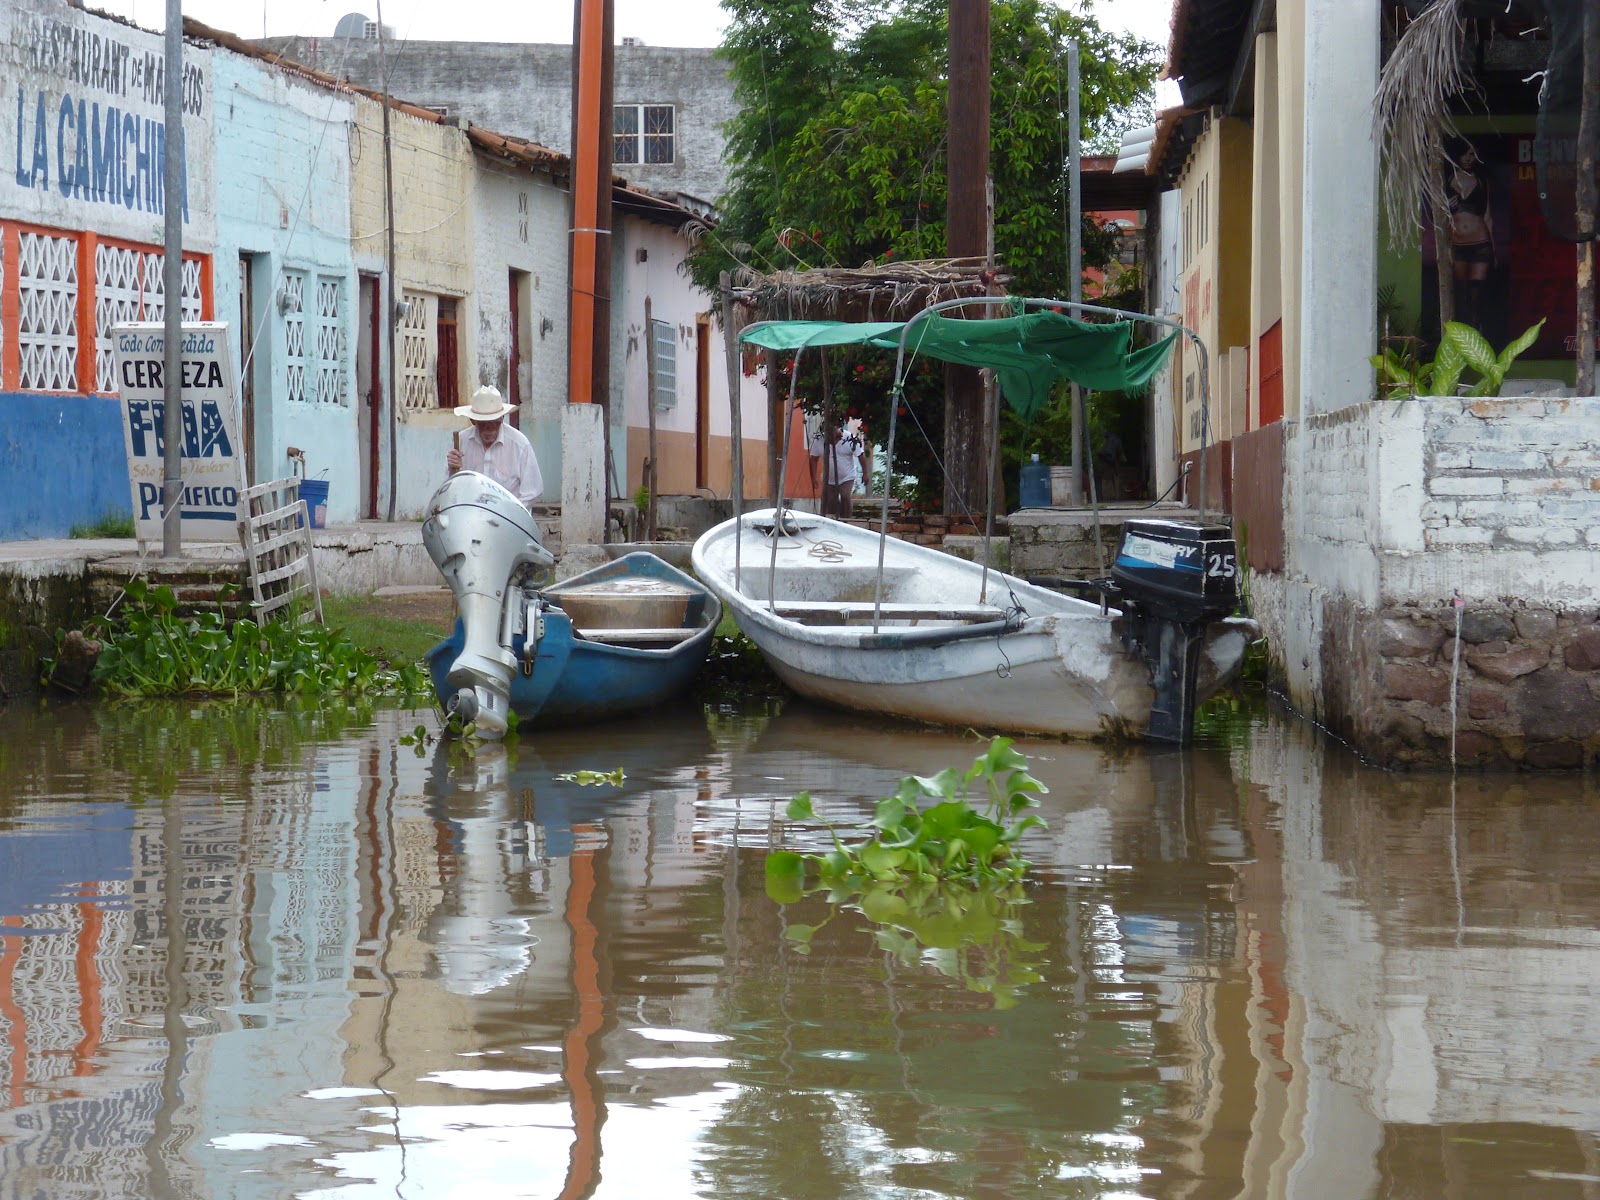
[426,552,719,729]
[692,510,1257,739]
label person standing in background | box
[445,385,543,509]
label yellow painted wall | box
[350,95,476,430]
[1276,0,1307,421]
[1249,31,1283,430]
[1176,114,1254,454]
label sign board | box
[111,321,247,547]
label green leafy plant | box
[64,577,431,699]
[556,768,626,786]
[1371,318,1545,399]
[634,484,650,513]
[764,737,1049,1008]
[765,737,1047,895]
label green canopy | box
[738,310,1180,420]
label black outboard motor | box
[1109,519,1241,744]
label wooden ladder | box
[236,477,324,625]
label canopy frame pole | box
[765,347,806,613]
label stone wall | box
[1270,395,1600,768]
[1369,603,1600,769]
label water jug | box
[1018,454,1052,509]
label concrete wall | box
[0,0,217,538]
[267,38,734,204]
[471,161,570,502]
[1264,395,1600,767]
[211,53,358,513]
[614,217,766,501]
[349,93,476,519]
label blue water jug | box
[1018,454,1051,509]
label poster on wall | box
[111,321,246,548]
[1421,132,1590,360]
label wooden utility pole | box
[1577,2,1599,395]
[570,0,615,517]
[945,0,990,518]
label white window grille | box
[18,231,79,392]
[282,271,307,403]
[93,245,202,392]
[650,318,676,409]
[399,290,437,410]
[314,275,346,404]
[613,104,674,165]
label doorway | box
[357,274,381,518]
[695,313,711,490]
[237,253,267,485]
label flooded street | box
[1,695,1598,1199]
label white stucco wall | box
[471,160,569,503]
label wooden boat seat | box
[575,626,698,645]
[767,600,1004,625]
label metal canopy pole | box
[1067,40,1085,508]
[160,0,184,557]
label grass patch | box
[322,593,455,665]
[70,511,136,539]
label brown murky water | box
[1,695,1598,1198]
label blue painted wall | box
[212,55,361,516]
[0,392,131,539]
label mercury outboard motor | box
[422,471,555,739]
[1109,519,1241,744]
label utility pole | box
[945,0,990,519]
[377,0,400,520]
[160,0,184,557]
[1067,39,1085,506]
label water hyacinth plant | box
[67,578,429,699]
[765,736,1048,895]
[765,737,1049,1007]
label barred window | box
[17,231,79,392]
[613,104,674,165]
[93,245,202,392]
[313,275,346,404]
[399,290,437,410]
[282,271,307,403]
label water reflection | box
[0,697,1596,1197]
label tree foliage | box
[693,0,1161,295]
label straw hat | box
[456,385,518,421]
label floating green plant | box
[556,768,626,786]
[765,736,1047,894]
[764,738,1050,1008]
[52,578,430,700]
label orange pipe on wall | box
[568,0,613,408]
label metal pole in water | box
[160,0,184,557]
[1067,39,1085,508]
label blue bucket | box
[300,478,330,529]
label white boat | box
[691,508,1260,742]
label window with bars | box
[399,290,438,410]
[2,222,211,395]
[282,271,307,403]
[92,245,203,393]
[18,231,80,392]
[313,275,346,405]
[650,318,676,410]
[613,104,675,165]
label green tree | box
[694,0,1160,296]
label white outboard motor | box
[422,471,555,739]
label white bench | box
[767,601,1004,625]
[576,626,698,646]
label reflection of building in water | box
[1232,717,1600,1192]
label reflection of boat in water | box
[421,472,719,738]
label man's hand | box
[446,448,463,472]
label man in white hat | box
[446,384,543,508]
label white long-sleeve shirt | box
[460,422,543,507]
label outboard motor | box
[422,471,555,739]
[1109,519,1241,744]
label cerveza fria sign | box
[112,322,246,547]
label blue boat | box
[425,551,721,729]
